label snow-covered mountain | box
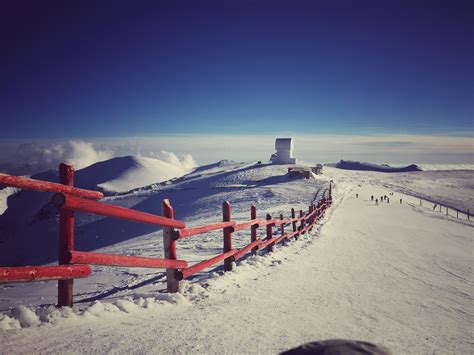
[0,155,196,266]
[331,159,421,172]
[77,155,194,193]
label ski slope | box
[0,165,472,354]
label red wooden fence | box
[0,163,332,307]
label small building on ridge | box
[270,138,297,164]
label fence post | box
[266,213,274,252]
[457,209,459,219]
[291,208,298,240]
[468,209,470,220]
[251,205,258,255]
[299,210,304,234]
[446,207,448,216]
[308,205,313,231]
[223,201,233,271]
[58,163,75,307]
[162,199,179,293]
[280,213,285,245]
[439,204,441,212]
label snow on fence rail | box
[0,163,332,307]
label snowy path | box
[2,172,472,354]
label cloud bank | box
[0,140,197,175]
[84,133,472,165]
[0,133,472,175]
[148,151,197,170]
[0,141,113,175]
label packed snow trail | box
[1,169,472,354]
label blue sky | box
[1,0,473,139]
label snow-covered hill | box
[332,159,421,172]
[78,155,194,193]
[0,164,472,354]
[0,155,196,266]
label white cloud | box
[147,150,197,171]
[62,140,114,169]
[0,140,198,175]
[90,133,472,165]
[0,140,113,174]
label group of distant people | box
[355,192,403,205]
[367,193,402,205]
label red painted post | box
[266,213,274,252]
[163,199,180,293]
[299,210,304,234]
[279,213,286,245]
[223,201,233,271]
[58,163,74,308]
[251,205,258,255]
[291,208,298,240]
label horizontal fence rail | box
[232,219,262,232]
[52,193,186,229]
[0,172,104,200]
[175,221,236,239]
[0,265,91,283]
[0,163,332,307]
[67,251,188,269]
[176,249,239,281]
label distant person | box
[387,198,389,203]
[375,199,378,206]
[356,193,358,198]
[400,198,402,204]
[371,195,374,201]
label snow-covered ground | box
[0,186,19,215]
[0,163,472,354]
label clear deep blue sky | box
[1,0,473,138]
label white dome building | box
[270,138,297,164]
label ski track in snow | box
[0,165,473,354]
